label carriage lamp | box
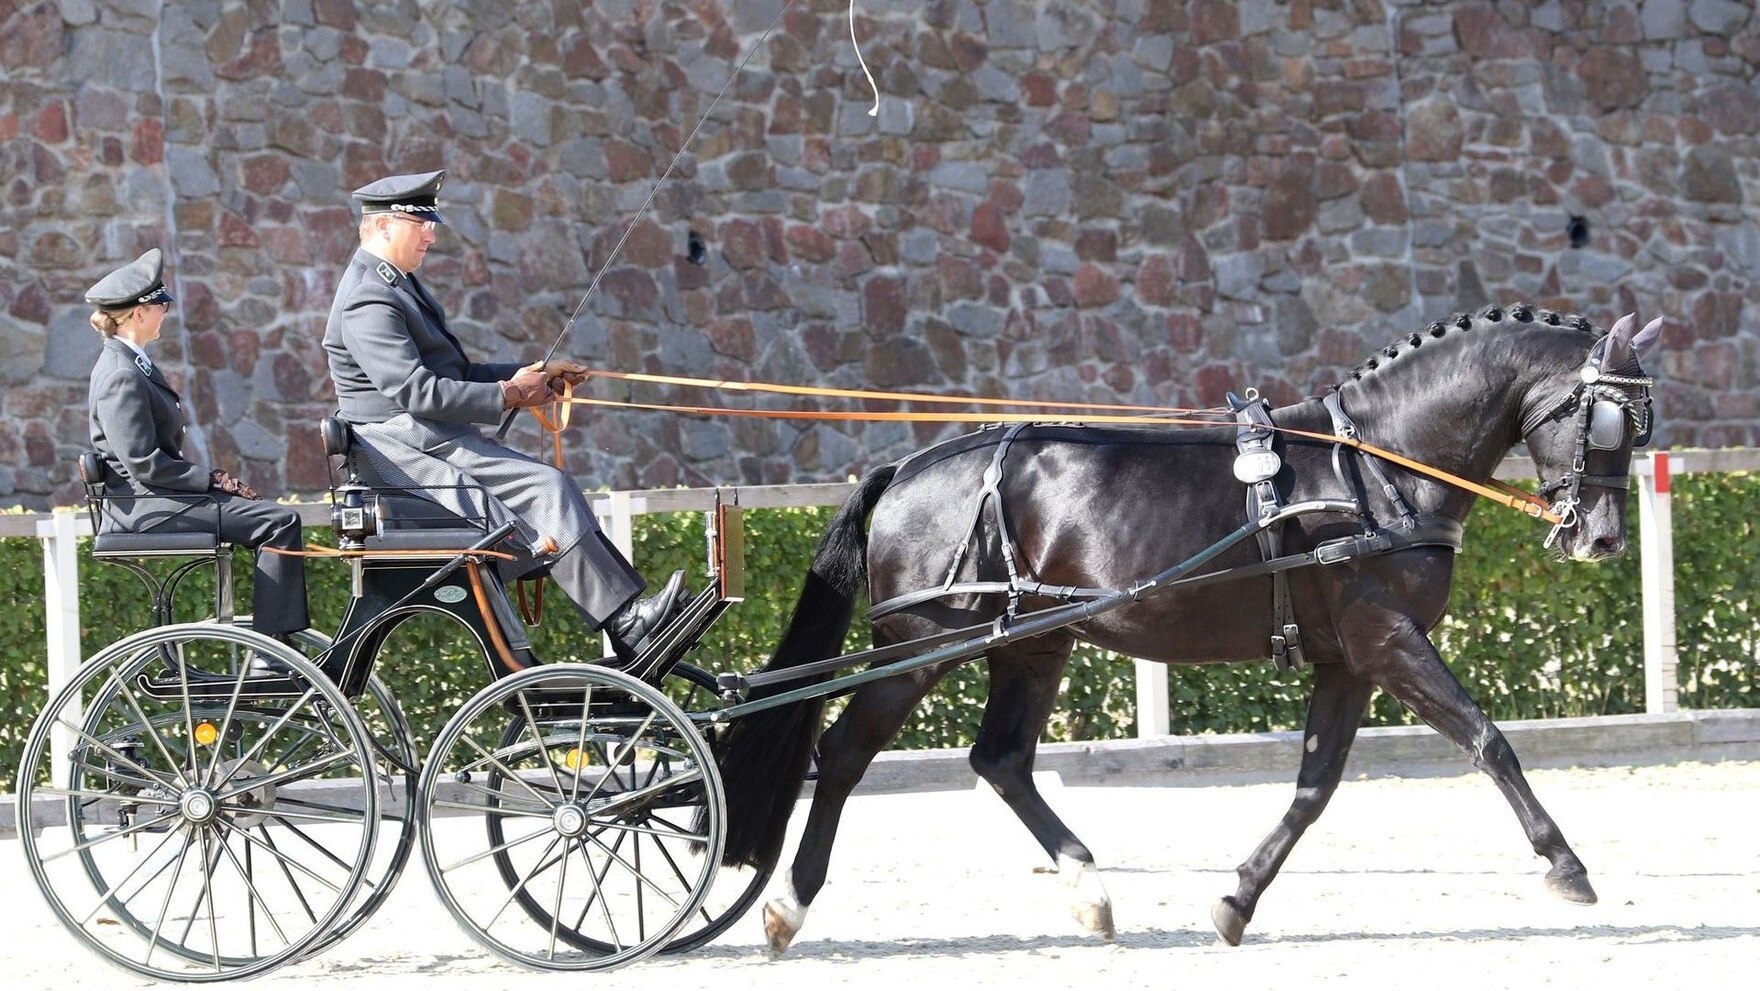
[331,482,379,550]
[565,747,590,770]
[193,721,219,747]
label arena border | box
[6,708,1755,836]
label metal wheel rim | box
[16,623,380,982]
[417,663,725,971]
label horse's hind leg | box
[1212,660,1374,945]
[1346,610,1598,906]
[763,655,963,957]
[969,637,1115,939]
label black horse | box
[711,304,1662,953]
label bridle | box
[1519,335,1656,547]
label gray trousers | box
[348,416,645,627]
[100,493,310,634]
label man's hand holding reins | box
[501,361,554,410]
[543,358,590,392]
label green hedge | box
[3,472,1756,783]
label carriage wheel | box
[233,623,421,956]
[418,664,725,971]
[484,663,771,957]
[15,623,379,982]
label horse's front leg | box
[1213,659,1375,945]
[1341,604,1597,905]
[764,659,958,957]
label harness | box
[866,409,1468,669]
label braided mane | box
[1337,303,1603,387]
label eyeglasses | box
[390,216,437,234]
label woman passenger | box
[84,248,311,651]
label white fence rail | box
[10,450,1754,775]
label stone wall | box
[1,0,1754,508]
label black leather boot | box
[606,570,688,659]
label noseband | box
[1518,336,1655,547]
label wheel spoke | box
[482,835,563,930]
[580,827,683,910]
[586,768,703,820]
[75,825,184,926]
[42,807,181,864]
[568,683,593,804]
[458,735,558,810]
[214,750,355,802]
[207,688,319,791]
[514,693,571,801]
[251,825,321,925]
[230,822,347,895]
[439,824,555,874]
[579,711,657,809]
[52,717,181,794]
[144,828,197,968]
[114,680,193,788]
[38,782,179,808]
[198,664,255,786]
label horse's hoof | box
[1072,899,1116,941]
[1546,867,1598,905]
[762,900,801,958]
[1211,896,1249,946]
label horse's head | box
[1517,312,1662,562]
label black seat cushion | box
[93,531,223,557]
[364,528,491,552]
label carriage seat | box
[320,417,501,554]
[76,452,227,559]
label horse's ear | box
[1603,312,1639,370]
[1631,316,1663,361]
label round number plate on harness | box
[1233,450,1282,484]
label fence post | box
[1636,451,1678,714]
[37,510,84,789]
[1135,659,1170,738]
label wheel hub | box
[179,788,218,825]
[552,803,588,838]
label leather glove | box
[500,361,552,409]
[543,358,590,392]
[209,469,260,500]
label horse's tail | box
[708,463,896,869]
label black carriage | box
[16,419,764,979]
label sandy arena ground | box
[2,760,1755,990]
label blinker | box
[1588,399,1626,451]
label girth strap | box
[1230,392,1304,670]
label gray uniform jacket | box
[86,337,309,633]
[89,337,209,493]
[322,249,642,625]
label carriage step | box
[135,667,311,701]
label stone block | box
[1212,252,1264,300]
[1403,97,1462,162]
[1683,145,1742,203]
[1577,48,1647,110]
[1689,0,1751,34]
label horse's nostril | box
[1593,535,1625,555]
